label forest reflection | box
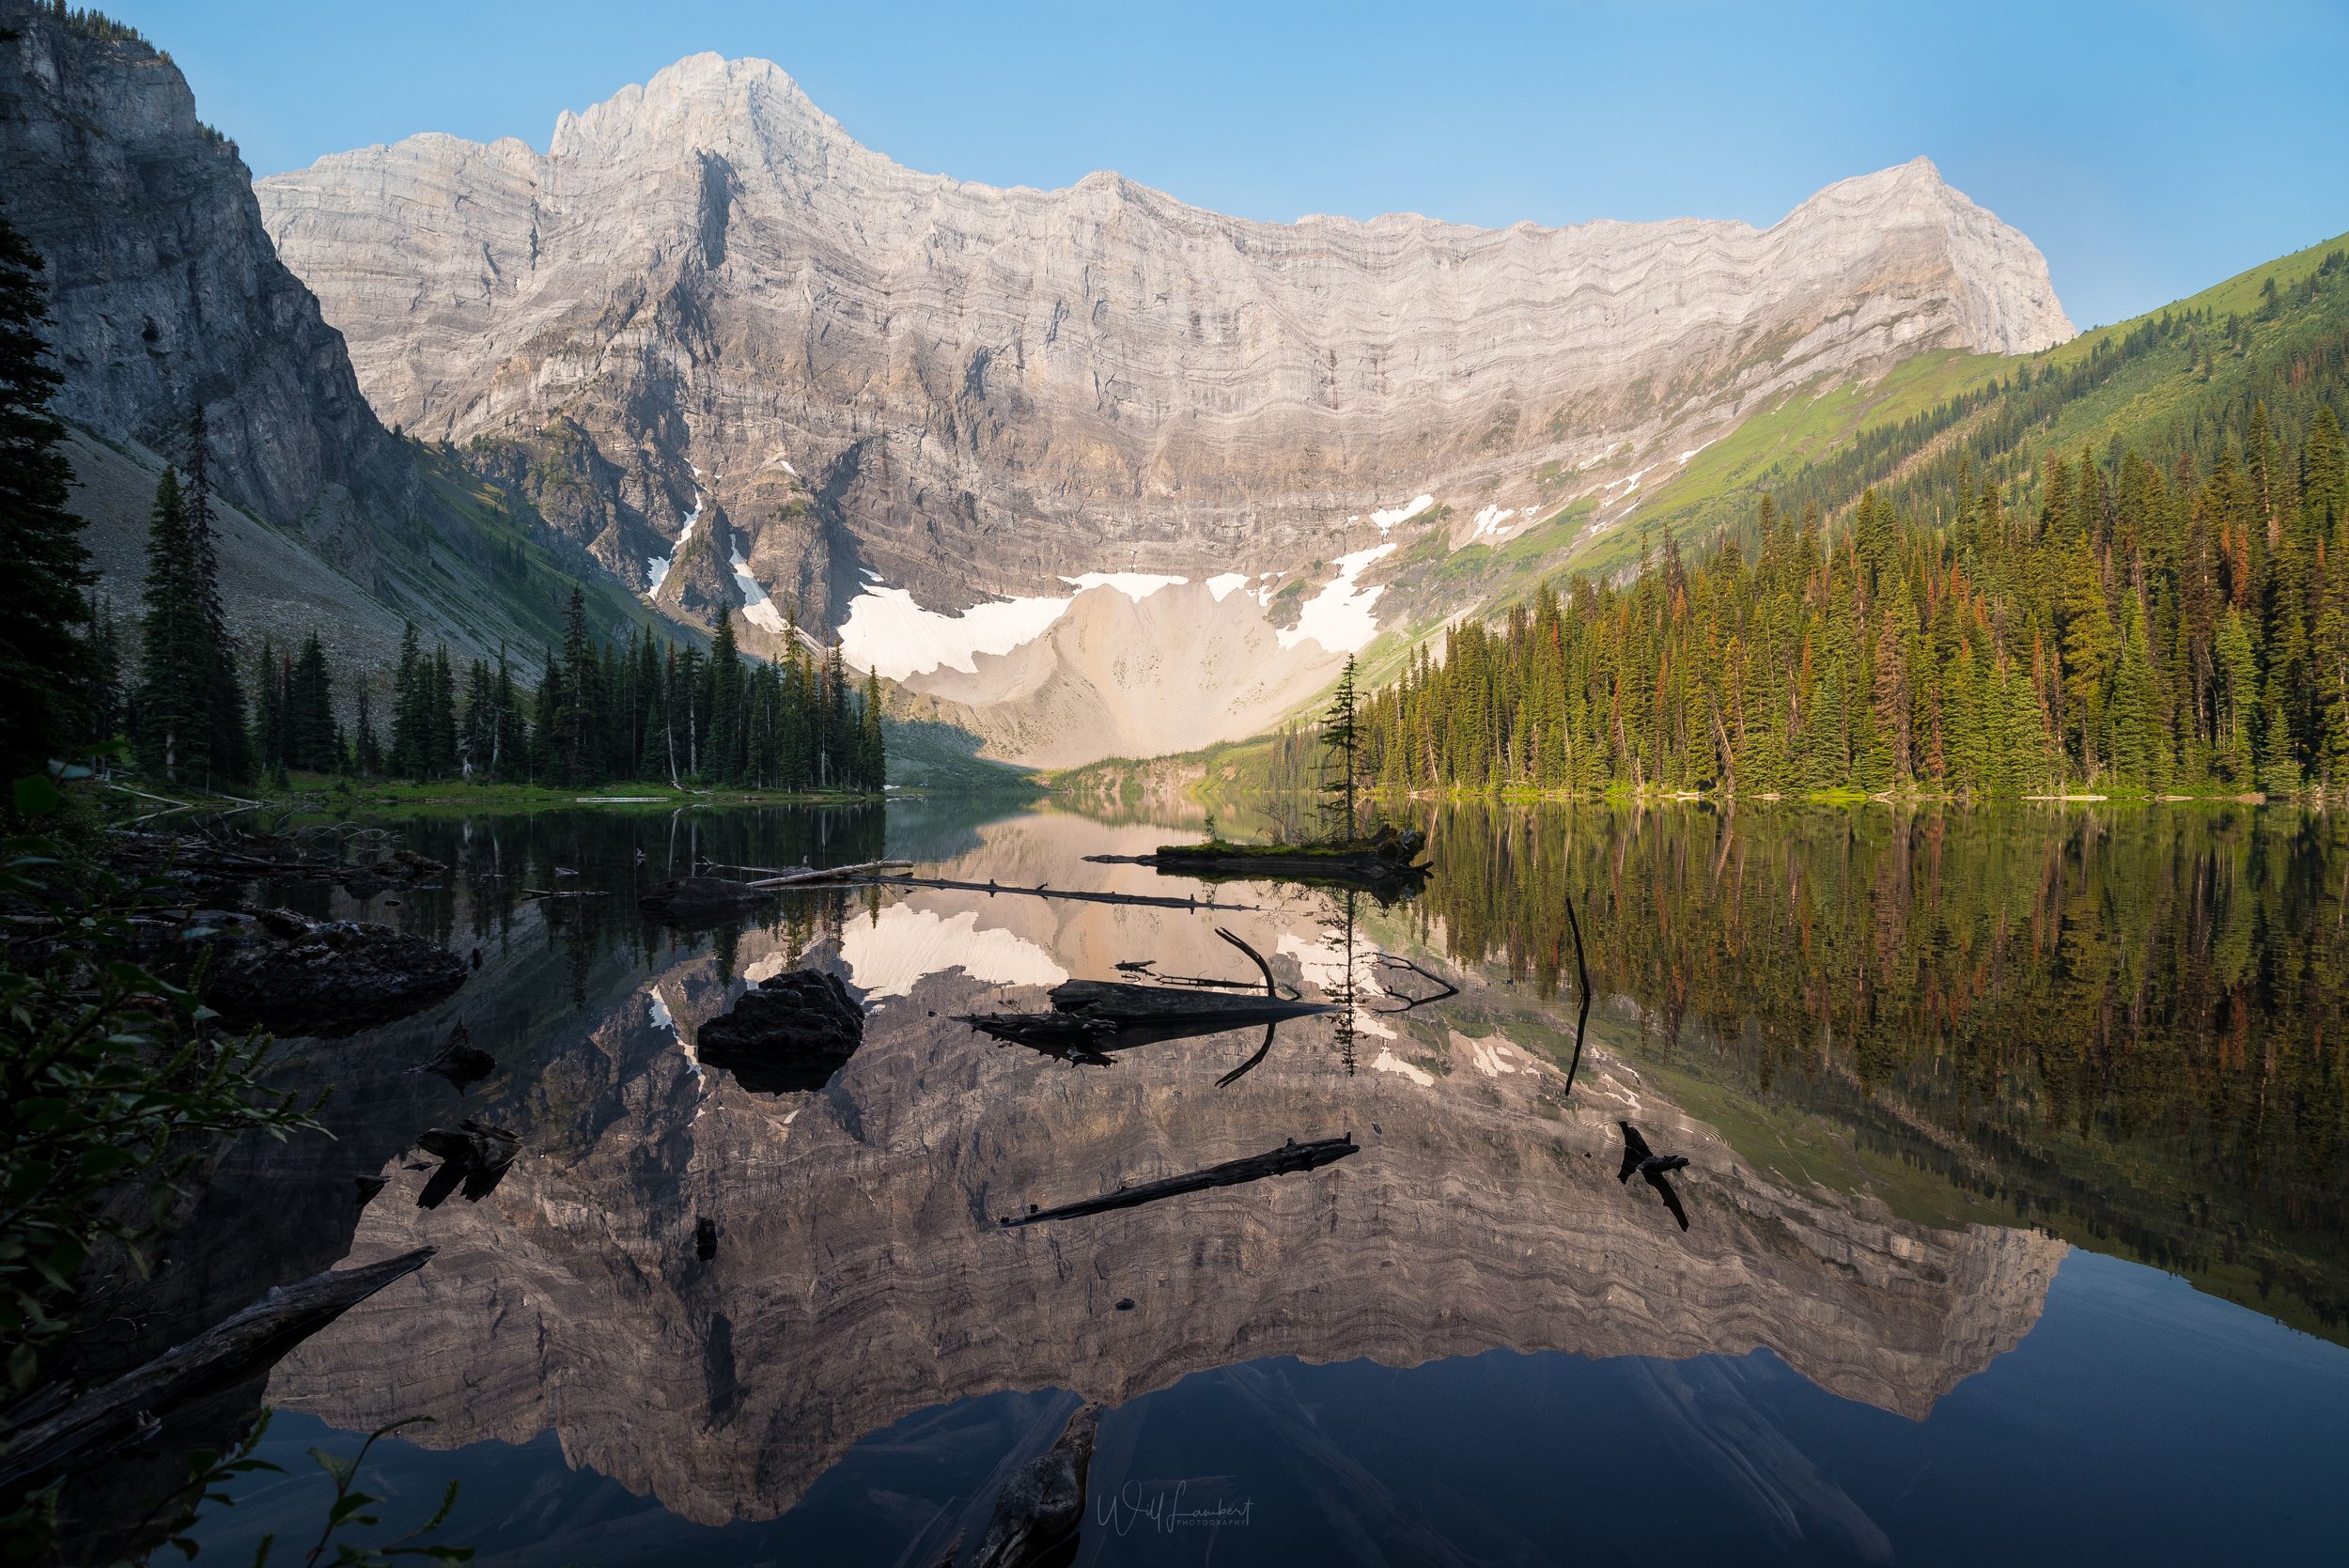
[1392,800,2349,1336]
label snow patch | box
[1277,543,1397,654]
[1676,442,1713,465]
[837,905,1068,998]
[646,498,702,594]
[729,541,788,633]
[1276,931,1396,1041]
[837,582,1072,680]
[1470,505,1517,541]
[1206,573,1252,602]
[1463,1034,1521,1078]
[647,991,675,1032]
[1371,494,1436,534]
[1060,572,1188,601]
[1372,1049,1434,1088]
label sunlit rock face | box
[255,53,2072,761]
[270,822,2064,1527]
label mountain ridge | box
[253,50,2070,765]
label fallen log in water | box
[999,1135,1360,1226]
[744,859,913,888]
[962,927,1325,1058]
[1045,980,1332,1031]
[0,1249,435,1494]
[852,874,1256,910]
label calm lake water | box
[175,797,2349,1565]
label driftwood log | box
[854,874,1256,911]
[0,1249,434,1493]
[998,1136,1360,1226]
[745,859,913,889]
[964,928,1327,1066]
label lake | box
[172,797,2349,1565]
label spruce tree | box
[289,632,334,771]
[134,470,207,783]
[708,611,743,785]
[1320,655,1363,839]
[182,408,249,784]
[0,211,93,780]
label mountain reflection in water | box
[164,799,2349,1564]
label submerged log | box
[696,968,866,1093]
[0,1249,434,1494]
[636,876,776,924]
[962,1402,1102,1568]
[196,906,467,1037]
[998,1135,1360,1226]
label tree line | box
[1395,800,2349,1333]
[1362,398,2349,800]
[0,210,882,796]
[103,469,887,792]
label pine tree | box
[707,611,744,785]
[0,211,93,780]
[134,470,207,783]
[1320,655,1364,839]
[389,622,427,780]
[181,407,249,784]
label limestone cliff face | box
[0,2,639,671]
[256,52,2071,632]
[271,894,2064,1527]
[0,3,420,543]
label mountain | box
[255,52,2071,765]
[257,814,2063,1529]
[0,0,652,678]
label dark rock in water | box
[413,1020,495,1092]
[339,874,389,900]
[696,969,864,1094]
[965,1402,1100,1568]
[414,1119,520,1209]
[353,1174,387,1210]
[695,1218,719,1261]
[636,877,775,926]
[198,907,466,1037]
[1114,1298,1135,1312]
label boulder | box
[198,907,466,1037]
[695,969,863,1093]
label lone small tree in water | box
[1320,655,1362,841]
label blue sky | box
[117,0,2349,330]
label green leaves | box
[0,788,322,1395]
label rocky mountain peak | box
[255,51,2075,765]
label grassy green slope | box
[1588,226,2349,567]
[1130,227,2349,802]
